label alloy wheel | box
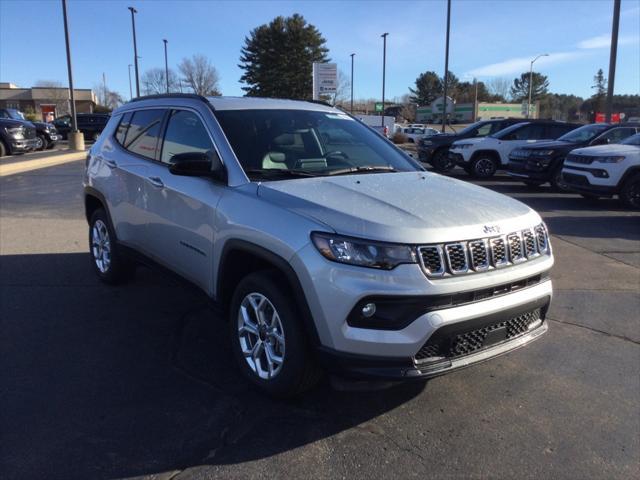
[475,158,496,177]
[91,219,111,273]
[237,292,286,380]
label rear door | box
[496,123,548,163]
[143,108,225,292]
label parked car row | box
[415,118,640,208]
[0,108,60,155]
[53,113,110,141]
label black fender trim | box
[217,239,321,346]
[616,166,640,190]
[83,186,116,235]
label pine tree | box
[510,72,549,102]
[239,14,329,99]
[591,69,607,113]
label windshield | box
[490,122,529,139]
[557,124,609,142]
[1,109,26,120]
[457,121,488,136]
[214,109,420,179]
[621,133,640,146]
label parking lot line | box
[0,151,87,177]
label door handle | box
[103,158,117,169]
[147,176,165,188]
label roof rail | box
[128,93,210,104]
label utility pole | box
[61,0,83,150]
[163,39,169,93]
[605,0,621,123]
[441,0,451,133]
[102,72,107,106]
[381,33,388,127]
[350,53,355,114]
[128,64,133,100]
[473,77,478,122]
[128,6,140,97]
[528,53,548,118]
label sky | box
[1,0,639,102]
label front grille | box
[418,223,550,278]
[419,246,444,275]
[414,309,542,361]
[468,240,489,270]
[24,128,36,139]
[445,243,468,273]
[566,153,594,165]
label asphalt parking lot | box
[0,159,638,480]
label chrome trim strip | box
[444,243,469,274]
[417,245,445,277]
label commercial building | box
[0,83,97,121]
[416,96,538,123]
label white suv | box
[84,94,554,396]
[562,132,640,209]
[449,121,579,178]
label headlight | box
[533,150,555,156]
[421,140,433,146]
[594,156,625,163]
[6,126,25,139]
[454,143,473,149]
[311,232,417,270]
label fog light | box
[361,303,376,318]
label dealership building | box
[0,83,97,121]
[416,96,538,123]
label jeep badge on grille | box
[483,225,501,234]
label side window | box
[599,127,636,144]
[547,124,569,139]
[115,112,132,145]
[525,124,546,140]
[123,109,166,160]
[160,110,214,164]
[476,123,492,136]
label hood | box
[0,118,30,129]
[520,140,576,151]
[453,137,487,146]
[257,172,539,244]
[571,144,640,156]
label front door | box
[144,109,225,293]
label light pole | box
[128,6,140,97]
[381,33,388,127]
[441,0,451,133]
[128,64,133,100]
[163,39,169,93]
[61,0,83,150]
[528,53,548,118]
[473,77,478,122]
[350,53,355,114]
[605,0,621,123]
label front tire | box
[470,155,498,178]
[89,208,135,284]
[36,134,48,151]
[431,149,454,172]
[619,173,640,210]
[229,271,321,397]
[0,140,6,157]
[550,167,569,191]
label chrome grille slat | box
[418,223,549,278]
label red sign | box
[595,112,621,123]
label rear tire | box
[470,155,498,178]
[619,173,640,210]
[229,270,321,397]
[88,208,135,284]
[431,149,455,173]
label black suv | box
[0,112,39,157]
[54,113,110,141]
[507,123,640,188]
[417,118,526,171]
[0,109,61,151]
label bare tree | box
[486,77,511,102]
[332,70,351,106]
[178,54,221,96]
[34,80,70,115]
[141,67,179,95]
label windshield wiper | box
[243,168,319,179]
[326,166,397,176]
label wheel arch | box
[216,239,321,346]
[84,186,116,234]
[617,166,640,190]
[470,149,500,163]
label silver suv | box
[84,94,554,396]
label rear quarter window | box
[119,109,166,160]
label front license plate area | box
[483,325,508,347]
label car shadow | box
[0,252,426,480]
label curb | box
[0,151,87,177]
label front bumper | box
[562,170,617,196]
[9,137,39,153]
[449,151,468,166]
[317,293,550,380]
[507,157,554,181]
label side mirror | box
[169,151,225,180]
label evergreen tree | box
[510,72,549,102]
[409,71,442,105]
[591,68,607,113]
[239,14,329,99]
